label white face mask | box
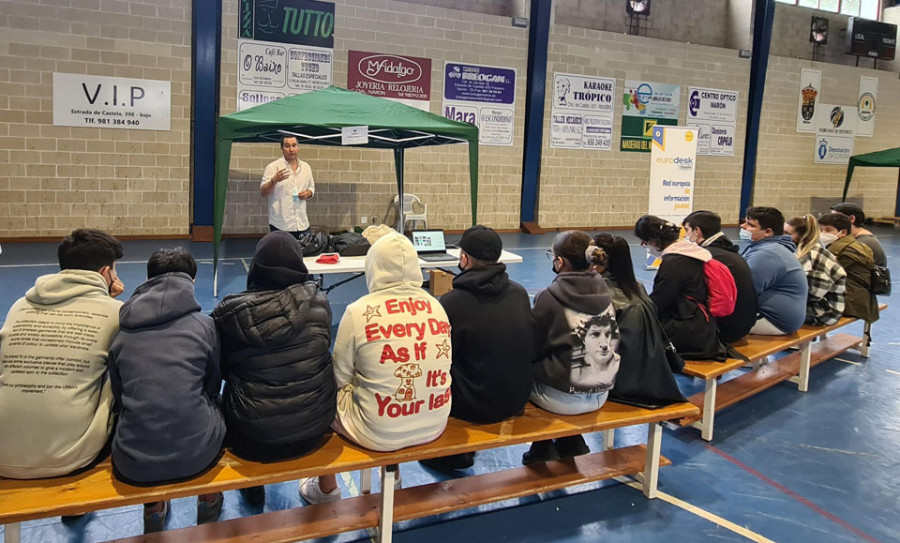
[739,229,754,242]
[819,232,838,246]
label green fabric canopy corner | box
[213,86,479,292]
[842,147,900,201]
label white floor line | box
[615,477,776,543]
[240,258,250,272]
[886,369,900,376]
[834,358,861,365]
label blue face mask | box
[739,229,754,242]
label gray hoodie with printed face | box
[0,270,120,479]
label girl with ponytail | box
[784,215,846,325]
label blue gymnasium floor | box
[1,227,900,543]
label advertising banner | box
[796,69,821,133]
[857,76,877,137]
[442,62,516,146]
[621,80,680,152]
[53,73,170,130]
[648,126,698,223]
[348,50,432,111]
[814,103,856,164]
[550,73,616,150]
[685,86,738,156]
[236,0,334,111]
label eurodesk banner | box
[796,69,821,133]
[648,126,697,224]
[621,80,680,152]
[236,0,334,111]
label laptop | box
[411,230,457,262]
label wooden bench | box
[679,306,885,441]
[872,216,900,227]
[1,400,698,543]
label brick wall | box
[538,25,751,228]
[220,0,528,235]
[0,0,192,238]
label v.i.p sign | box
[53,73,171,130]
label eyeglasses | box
[544,250,556,261]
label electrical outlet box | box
[372,216,379,225]
[360,216,368,225]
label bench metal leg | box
[796,341,812,393]
[360,468,372,494]
[377,464,397,543]
[601,429,615,451]
[860,322,872,358]
[4,523,21,543]
[642,423,662,499]
[690,378,717,441]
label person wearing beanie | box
[299,232,452,503]
[212,231,335,506]
[420,226,534,472]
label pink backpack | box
[702,259,737,318]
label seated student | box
[212,231,336,506]
[300,232,452,502]
[523,231,620,465]
[634,215,725,359]
[423,226,533,471]
[590,234,686,408]
[683,210,758,344]
[109,248,226,533]
[784,215,846,326]
[830,202,886,267]
[818,213,879,323]
[0,229,124,479]
[739,207,808,335]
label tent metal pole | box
[395,148,405,232]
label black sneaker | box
[143,501,169,534]
[522,440,560,466]
[419,452,475,472]
[555,435,590,458]
[240,485,266,507]
[197,492,224,525]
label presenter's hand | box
[109,278,125,298]
[272,169,290,183]
[299,190,313,200]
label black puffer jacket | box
[213,283,334,461]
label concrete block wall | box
[753,57,900,220]
[219,0,529,235]
[0,0,192,238]
[538,25,751,228]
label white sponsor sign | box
[797,69,821,133]
[648,126,698,224]
[341,125,368,145]
[856,76,877,137]
[686,86,738,156]
[53,73,170,130]
[550,73,616,150]
[814,103,856,164]
[236,40,332,111]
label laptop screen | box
[411,230,447,253]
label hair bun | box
[586,245,608,267]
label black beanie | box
[246,231,309,290]
[458,225,502,262]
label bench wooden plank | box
[0,401,698,524]
[681,358,745,380]
[680,334,863,426]
[109,445,666,543]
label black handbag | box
[296,230,332,257]
[871,264,892,296]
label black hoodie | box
[704,234,759,343]
[532,271,620,394]
[439,263,534,424]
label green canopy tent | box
[214,86,479,294]
[841,147,900,212]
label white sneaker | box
[299,477,341,504]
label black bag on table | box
[297,230,332,257]
[331,232,371,257]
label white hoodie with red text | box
[333,232,452,451]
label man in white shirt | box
[260,135,315,238]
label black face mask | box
[551,259,560,275]
[458,260,466,273]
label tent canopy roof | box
[219,86,478,148]
[842,147,900,201]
